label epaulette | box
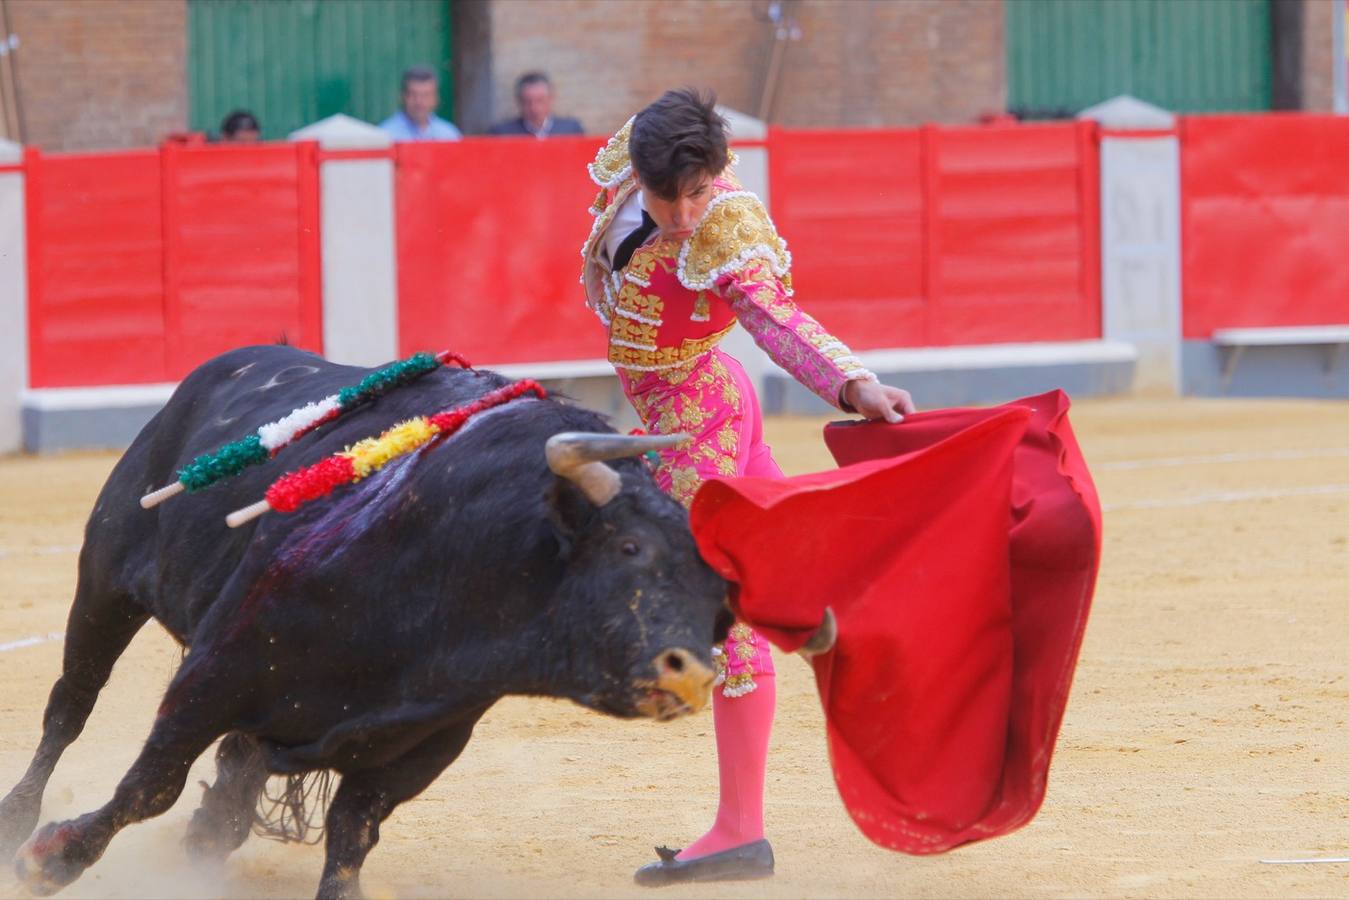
[587,117,635,189]
[676,192,792,292]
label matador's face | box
[640,174,715,242]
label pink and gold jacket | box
[580,120,875,407]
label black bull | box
[0,345,732,898]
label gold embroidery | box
[615,285,664,324]
[693,292,710,321]
[719,376,741,408]
[677,400,712,430]
[587,117,634,188]
[722,673,756,696]
[669,466,701,506]
[656,408,681,436]
[608,322,736,370]
[580,179,640,321]
[657,361,700,387]
[680,193,791,290]
[610,315,658,349]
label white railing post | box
[1079,96,1183,395]
[0,138,26,452]
[290,114,399,367]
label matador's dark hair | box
[629,88,729,202]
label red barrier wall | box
[28,123,1106,391]
[25,149,168,387]
[1181,115,1349,339]
[25,143,322,388]
[395,137,608,364]
[766,129,927,347]
[162,143,323,374]
[769,121,1101,350]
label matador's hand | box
[842,379,916,424]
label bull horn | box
[798,607,837,658]
[545,431,689,506]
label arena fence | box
[767,120,1101,351]
[23,142,322,389]
[6,112,1348,449]
[1176,114,1349,396]
[1180,115,1349,339]
[19,123,1103,391]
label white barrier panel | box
[0,139,25,453]
[1099,136,1182,395]
[1082,96,1182,395]
[291,115,399,368]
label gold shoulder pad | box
[677,192,791,291]
[588,117,634,189]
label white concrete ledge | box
[857,339,1138,373]
[1211,326,1349,386]
[21,383,179,410]
[1213,326,1349,347]
[483,359,614,380]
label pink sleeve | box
[716,262,877,409]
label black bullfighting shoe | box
[632,840,775,886]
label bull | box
[0,344,733,898]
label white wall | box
[0,140,26,452]
[291,115,399,367]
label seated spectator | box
[379,66,463,141]
[220,110,261,142]
[488,72,584,138]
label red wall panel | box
[1181,115,1349,338]
[26,142,323,388]
[395,137,608,365]
[26,150,168,387]
[766,128,927,350]
[926,121,1100,346]
[766,122,1100,351]
[162,142,323,377]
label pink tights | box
[676,674,776,860]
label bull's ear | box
[546,479,599,558]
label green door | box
[189,0,452,140]
[1007,0,1271,116]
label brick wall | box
[469,0,1005,136]
[7,0,186,152]
[1300,0,1336,111]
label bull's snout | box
[636,648,716,721]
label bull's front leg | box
[317,716,481,900]
[14,725,224,895]
[13,659,236,896]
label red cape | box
[688,390,1100,854]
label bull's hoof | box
[14,823,90,896]
[183,808,249,865]
[316,867,363,900]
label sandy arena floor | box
[1,396,1347,899]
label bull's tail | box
[252,771,334,845]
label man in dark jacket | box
[488,72,585,137]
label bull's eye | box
[620,539,641,557]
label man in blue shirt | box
[379,66,462,141]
